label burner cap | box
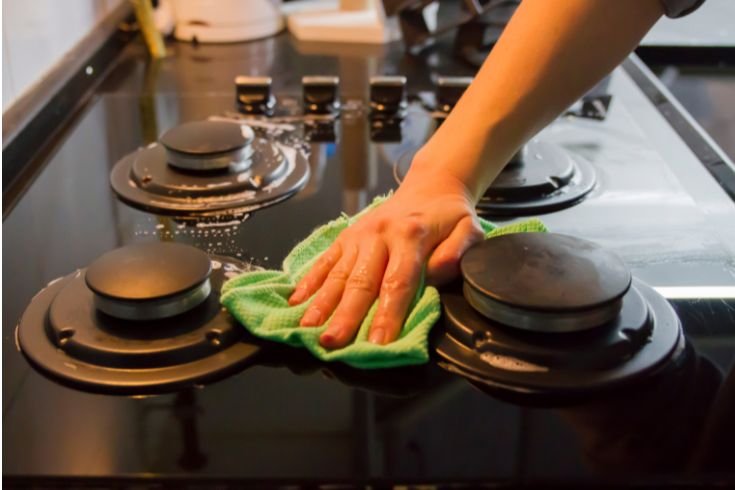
[85,243,212,320]
[17,247,261,395]
[110,119,310,216]
[461,233,631,332]
[477,141,596,215]
[436,272,683,401]
[160,121,255,171]
[161,121,254,156]
[486,145,575,200]
[394,141,595,216]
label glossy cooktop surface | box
[3,37,735,486]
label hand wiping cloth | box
[221,196,547,369]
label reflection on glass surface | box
[3,36,735,484]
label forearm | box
[408,0,663,202]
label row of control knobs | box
[234,75,474,117]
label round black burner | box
[478,142,596,215]
[434,234,684,400]
[17,243,261,395]
[160,120,255,171]
[393,141,595,216]
[111,120,310,216]
[485,144,575,200]
[436,279,683,398]
[462,233,631,332]
[86,242,213,320]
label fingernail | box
[320,332,337,348]
[300,308,322,327]
[368,328,385,345]
[289,288,306,305]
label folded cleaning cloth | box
[221,196,547,369]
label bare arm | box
[410,0,664,200]
[291,0,664,348]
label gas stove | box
[3,35,735,486]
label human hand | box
[288,163,484,349]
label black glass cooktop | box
[3,36,735,487]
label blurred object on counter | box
[384,0,519,56]
[171,0,284,43]
[153,0,176,36]
[132,0,167,57]
[284,0,401,44]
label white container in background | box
[171,0,284,43]
[284,0,401,44]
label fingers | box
[289,243,342,305]
[426,216,484,285]
[298,243,358,327]
[319,239,389,349]
[295,203,479,349]
[367,242,424,345]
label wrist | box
[400,156,475,203]
[408,117,520,203]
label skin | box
[290,0,665,348]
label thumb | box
[426,216,484,286]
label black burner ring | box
[110,125,310,216]
[484,143,575,200]
[461,233,632,333]
[462,283,623,333]
[17,253,261,395]
[85,242,214,321]
[435,278,683,398]
[160,120,255,171]
[91,279,212,321]
[393,141,596,216]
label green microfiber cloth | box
[221,196,547,369]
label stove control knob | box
[436,76,473,113]
[303,76,340,115]
[370,75,408,118]
[235,76,276,116]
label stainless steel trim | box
[463,283,623,333]
[235,76,273,86]
[93,279,212,321]
[302,76,339,85]
[437,76,474,87]
[369,75,407,86]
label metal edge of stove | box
[622,54,735,202]
[614,56,735,344]
[1,4,135,220]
